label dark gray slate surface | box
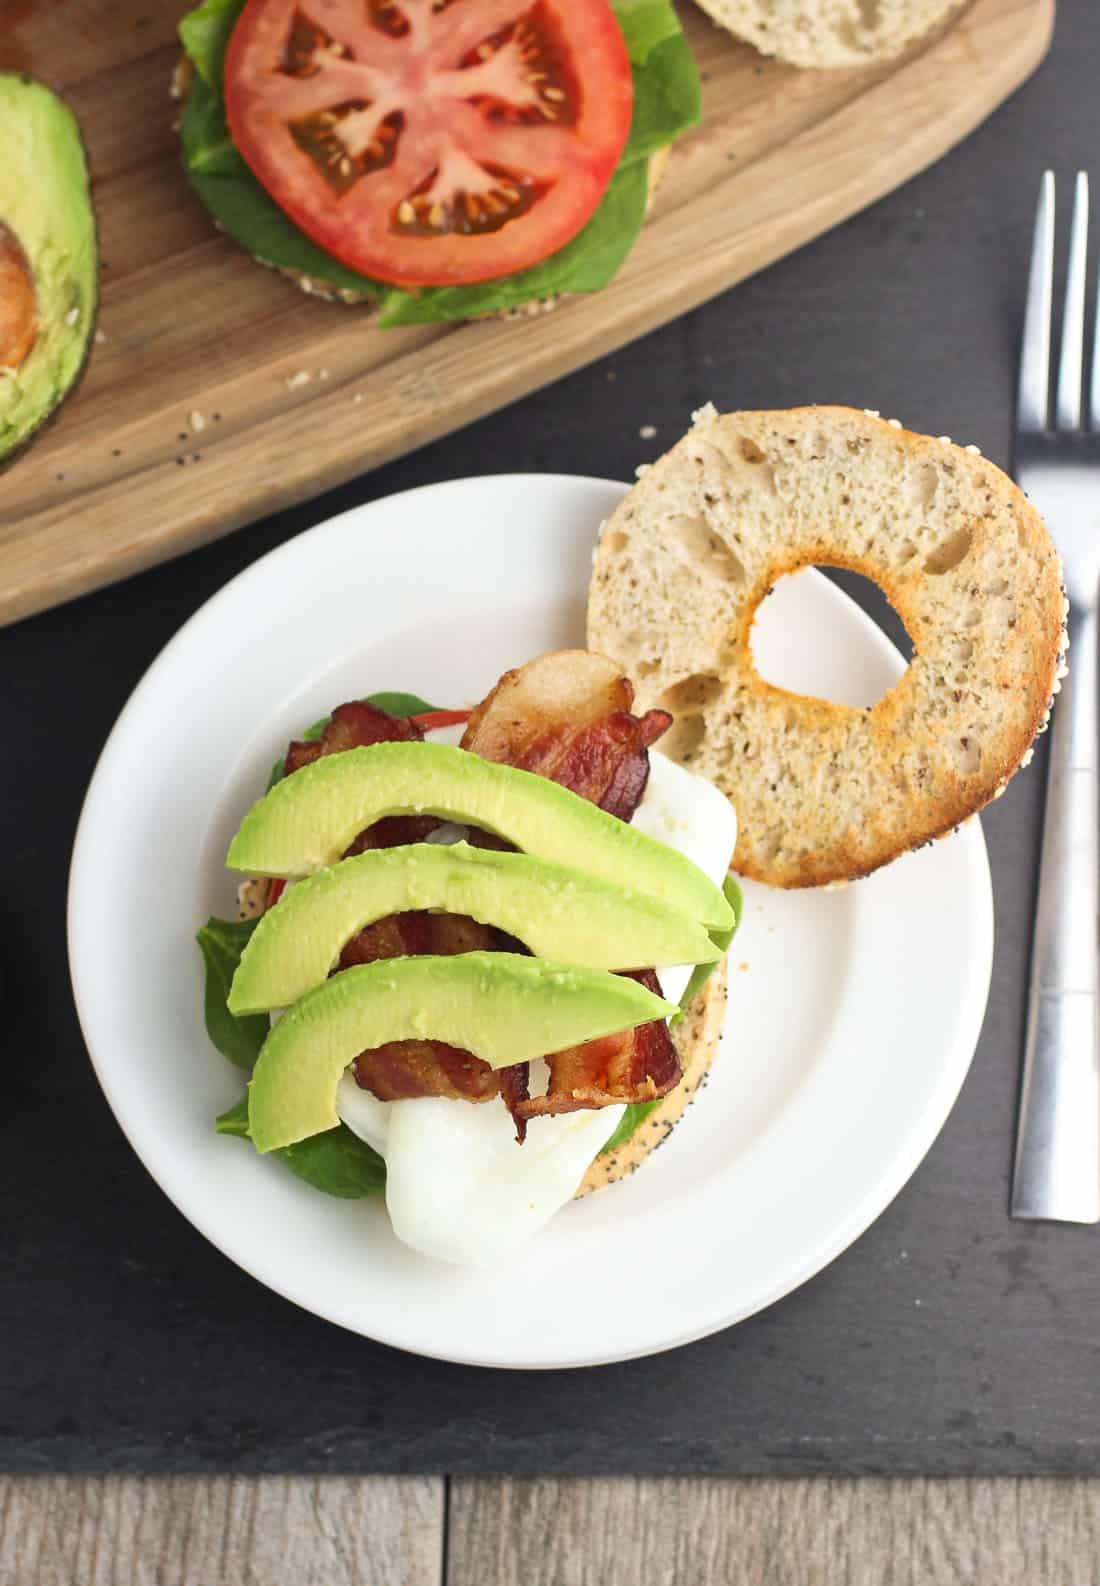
[2,1,1098,1477]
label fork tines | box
[1018,171,1098,434]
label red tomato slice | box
[411,708,471,729]
[224,0,633,288]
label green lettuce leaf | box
[621,33,702,168]
[196,917,269,1069]
[364,691,443,717]
[176,0,700,325]
[217,1098,386,1198]
[614,0,685,65]
[599,1098,660,1155]
[178,0,241,89]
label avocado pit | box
[0,222,37,370]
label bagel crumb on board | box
[587,404,1066,888]
[576,957,729,1197]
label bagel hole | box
[924,527,973,575]
[606,530,630,555]
[658,673,724,715]
[636,658,660,680]
[671,515,746,584]
[659,712,707,763]
[751,567,913,708]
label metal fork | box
[1011,171,1100,1223]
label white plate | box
[68,474,993,1369]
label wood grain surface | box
[4,1476,1100,1585]
[0,0,1051,626]
[0,1475,444,1586]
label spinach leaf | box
[614,0,685,63]
[178,0,240,89]
[363,691,443,717]
[622,34,702,168]
[600,1099,660,1155]
[196,917,269,1069]
[214,1095,251,1136]
[217,1098,386,1198]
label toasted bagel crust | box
[576,957,728,1197]
[587,405,1065,888]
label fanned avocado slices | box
[0,74,98,464]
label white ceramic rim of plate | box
[68,473,993,1369]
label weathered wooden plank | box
[0,1475,444,1586]
[446,1477,1100,1586]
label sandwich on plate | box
[200,650,742,1266]
[175,0,701,325]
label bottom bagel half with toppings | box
[199,650,741,1267]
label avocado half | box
[0,74,98,465]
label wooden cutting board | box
[0,0,1051,627]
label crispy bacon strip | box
[353,1041,500,1103]
[461,651,671,823]
[498,1062,532,1144]
[462,653,681,1124]
[338,910,495,968]
[510,709,672,821]
[284,699,423,777]
[514,971,680,1121]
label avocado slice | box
[0,75,97,464]
[227,742,734,933]
[228,841,719,1014]
[247,952,677,1152]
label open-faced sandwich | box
[200,650,741,1266]
[175,0,701,325]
